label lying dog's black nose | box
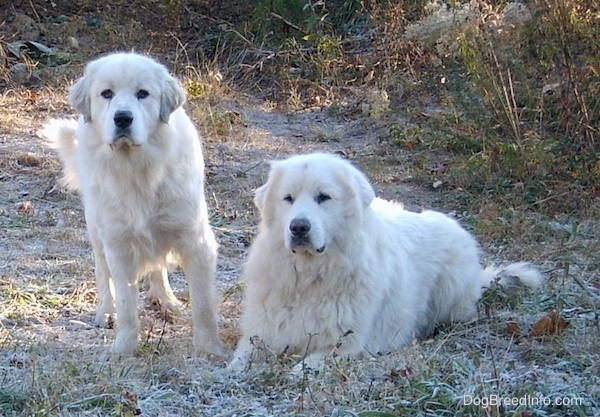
[114,110,133,129]
[290,218,311,237]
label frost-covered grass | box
[1,1,598,415]
[1,87,598,416]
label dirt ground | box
[1,2,599,417]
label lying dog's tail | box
[40,118,80,191]
[481,261,543,291]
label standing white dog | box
[41,53,223,357]
[230,153,541,370]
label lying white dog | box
[230,153,541,370]
[41,52,222,357]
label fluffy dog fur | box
[230,153,541,370]
[41,53,222,356]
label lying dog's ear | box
[69,75,92,122]
[351,166,375,209]
[160,76,186,122]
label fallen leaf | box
[529,311,569,339]
[17,201,33,214]
[121,389,141,415]
[506,319,521,337]
[9,353,30,368]
[17,152,41,167]
[390,366,413,378]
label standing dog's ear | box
[69,57,102,122]
[160,76,186,122]
[253,182,269,213]
[69,75,92,122]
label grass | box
[1,0,599,416]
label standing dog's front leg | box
[89,230,116,328]
[104,246,139,355]
[178,231,223,357]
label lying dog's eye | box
[101,89,113,99]
[136,89,149,99]
[316,193,331,204]
[283,195,294,204]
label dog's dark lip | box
[113,133,135,140]
[290,244,326,255]
[109,142,141,151]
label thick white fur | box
[230,153,542,370]
[41,53,222,356]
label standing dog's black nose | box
[114,110,133,129]
[290,218,311,237]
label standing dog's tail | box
[481,261,544,291]
[39,118,80,191]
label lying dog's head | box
[69,52,185,150]
[254,153,375,256]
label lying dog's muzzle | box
[289,217,325,254]
[290,218,311,238]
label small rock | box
[8,13,41,41]
[68,36,80,50]
[501,2,532,27]
[10,63,30,84]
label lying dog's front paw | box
[111,334,139,357]
[193,339,226,361]
[227,353,250,372]
[290,353,326,376]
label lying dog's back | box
[366,202,542,351]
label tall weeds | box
[230,0,598,211]
[451,0,598,209]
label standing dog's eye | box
[283,195,294,204]
[101,89,113,99]
[136,89,149,99]
[316,193,331,204]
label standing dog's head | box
[69,52,185,150]
[254,153,375,256]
